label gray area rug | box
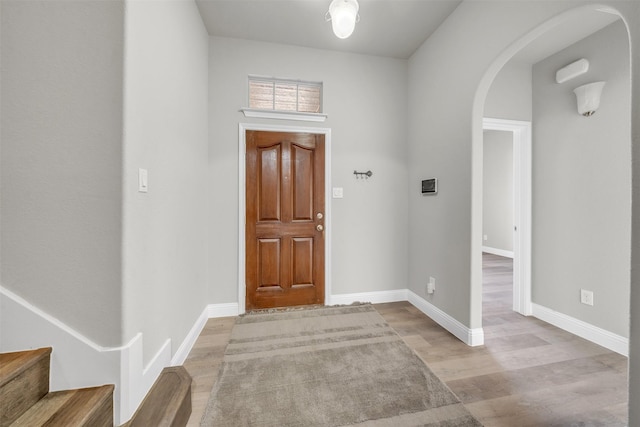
[200,305,482,426]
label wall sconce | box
[326,0,359,39]
[573,81,606,117]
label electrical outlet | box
[483,234,488,241]
[427,277,435,294]
[580,289,594,306]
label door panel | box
[257,238,281,289]
[246,130,325,310]
[291,237,313,286]
[258,146,281,222]
[292,145,314,221]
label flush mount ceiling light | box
[573,81,606,117]
[325,0,359,39]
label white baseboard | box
[329,289,409,306]
[407,290,485,346]
[0,286,169,425]
[120,335,171,423]
[482,246,514,258]
[531,303,628,356]
[329,289,484,346]
[171,302,239,367]
[208,302,240,318]
[171,308,209,366]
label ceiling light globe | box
[329,0,359,39]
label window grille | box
[249,77,322,114]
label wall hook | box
[354,170,372,179]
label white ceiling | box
[195,0,463,59]
[195,0,621,63]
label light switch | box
[138,168,148,193]
[332,187,343,199]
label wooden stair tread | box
[10,385,114,427]
[0,348,51,386]
[127,366,192,427]
[1,348,52,426]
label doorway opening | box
[482,118,532,317]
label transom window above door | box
[249,76,322,113]
[243,77,327,122]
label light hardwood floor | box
[184,253,628,426]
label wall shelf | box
[240,108,327,122]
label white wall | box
[631,2,640,413]
[408,0,636,336]
[407,1,549,327]
[1,0,125,347]
[1,1,210,422]
[531,21,631,337]
[485,60,532,121]
[483,130,514,253]
[407,1,639,423]
[632,7,640,412]
[208,37,409,304]
[122,0,210,365]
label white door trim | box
[483,118,532,316]
[238,123,332,314]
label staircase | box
[123,366,192,427]
[0,347,114,426]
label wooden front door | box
[245,130,325,310]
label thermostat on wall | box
[421,178,437,195]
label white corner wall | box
[531,21,631,338]
[407,1,555,328]
[0,1,128,422]
[207,37,409,305]
[1,0,125,347]
[122,0,209,370]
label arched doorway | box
[472,6,632,352]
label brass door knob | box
[316,224,324,232]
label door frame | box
[238,123,332,314]
[482,118,532,316]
